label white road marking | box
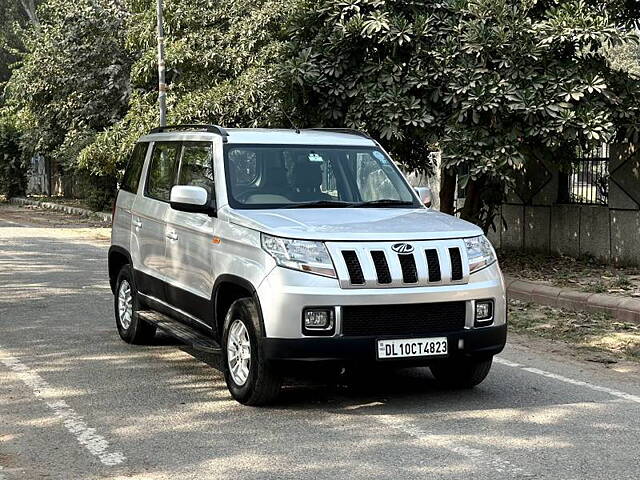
[374,415,533,477]
[495,357,640,404]
[0,349,126,466]
[0,465,5,480]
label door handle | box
[133,219,142,229]
[166,231,178,241]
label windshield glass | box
[224,145,419,209]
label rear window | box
[121,142,148,193]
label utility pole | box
[156,0,167,126]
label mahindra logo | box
[392,243,414,254]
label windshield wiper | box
[282,200,354,209]
[354,199,415,208]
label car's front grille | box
[342,250,364,285]
[371,251,392,284]
[341,302,466,336]
[425,249,442,282]
[327,240,469,289]
[398,254,418,283]
[449,247,463,281]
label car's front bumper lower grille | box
[341,301,466,336]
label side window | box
[121,142,148,193]
[177,142,214,195]
[146,142,180,202]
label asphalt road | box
[1,204,639,480]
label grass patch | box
[499,249,640,298]
[27,195,109,213]
[509,300,640,361]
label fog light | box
[303,308,335,335]
[475,300,493,326]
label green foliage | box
[84,0,295,176]
[0,114,28,198]
[606,41,640,77]
[284,0,640,227]
[4,0,640,228]
[5,0,133,176]
[85,173,117,211]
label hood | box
[220,206,483,241]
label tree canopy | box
[2,0,640,223]
[284,0,640,227]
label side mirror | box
[170,185,214,214]
[414,186,432,208]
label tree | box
[0,0,42,90]
[81,0,294,176]
[607,41,640,77]
[4,0,134,207]
[0,113,28,198]
[284,0,640,230]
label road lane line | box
[495,357,640,404]
[0,348,126,466]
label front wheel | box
[430,357,493,389]
[222,298,281,406]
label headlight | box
[261,234,336,278]
[464,235,497,273]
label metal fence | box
[567,145,609,206]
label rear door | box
[164,141,218,323]
[130,141,180,301]
[112,142,148,250]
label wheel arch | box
[108,246,132,294]
[212,274,265,340]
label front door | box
[164,141,217,324]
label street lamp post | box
[156,0,167,127]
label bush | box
[85,174,117,212]
[0,119,28,198]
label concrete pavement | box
[1,204,639,480]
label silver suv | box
[109,125,506,405]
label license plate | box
[377,337,448,360]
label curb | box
[505,276,640,324]
[9,197,112,223]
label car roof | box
[137,128,377,147]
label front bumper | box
[256,262,507,338]
[263,324,507,363]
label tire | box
[114,265,156,344]
[430,356,493,389]
[222,298,281,406]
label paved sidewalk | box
[506,275,640,324]
[8,196,112,223]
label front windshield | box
[224,144,419,209]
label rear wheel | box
[222,298,281,405]
[114,265,156,344]
[430,357,493,389]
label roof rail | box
[306,128,372,139]
[149,124,229,141]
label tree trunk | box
[460,177,484,227]
[439,168,456,215]
[20,0,40,26]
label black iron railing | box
[567,145,609,206]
